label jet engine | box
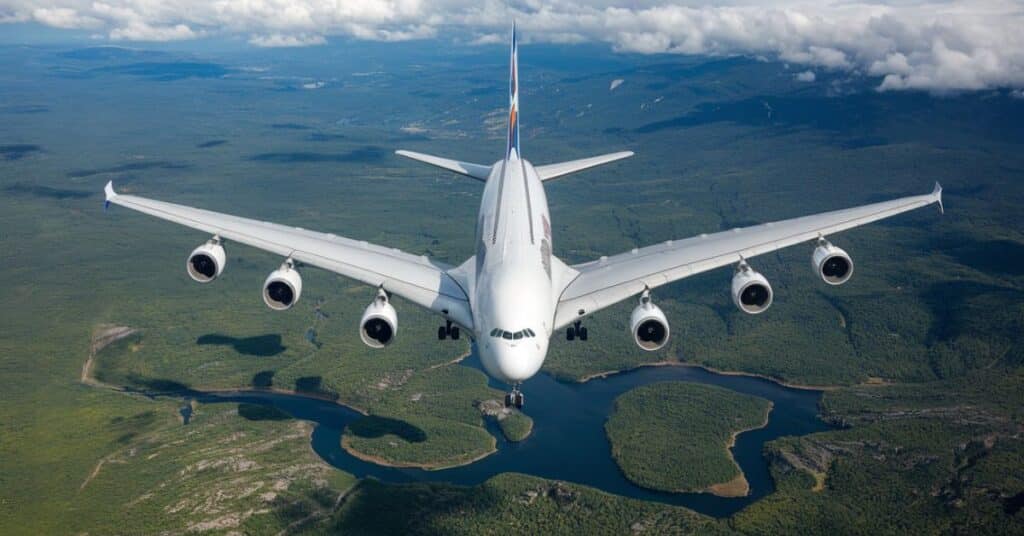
[812,240,854,285]
[262,260,302,311]
[186,239,226,283]
[360,288,398,348]
[732,261,773,314]
[630,290,670,351]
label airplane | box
[103,26,943,409]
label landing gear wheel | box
[504,393,514,408]
[451,326,460,340]
[513,391,524,409]
[566,327,576,341]
[438,326,447,340]
[579,327,589,341]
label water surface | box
[189,353,832,518]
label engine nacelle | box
[732,262,773,314]
[262,260,302,311]
[630,291,670,351]
[360,289,397,348]
[812,241,854,286]
[187,240,226,283]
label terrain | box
[0,37,1022,534]
[606,382,772,496]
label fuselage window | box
[491,329,500,337]
[513,331,523,340]
[502,331,513,340]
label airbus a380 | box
[104,28,943,408]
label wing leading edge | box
[104,182,474,330]
[553,183,943,330]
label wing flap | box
[554,184,942,329]
[395,150,492,182]
[535,151,634,181]
[105,183,473,329]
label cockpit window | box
[491,328,537,339]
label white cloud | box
[249,33,325,47]
[31,7,99,28]
[3,0,1024,92]
[795,70,816,82]
[109,22,195,41]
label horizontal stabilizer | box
[395,150,492,182]
[535,151,634,181]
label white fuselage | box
[472,153,553,384]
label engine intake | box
[812,240,853,285]
[186,239,226,283]
[630,290,670,351]
[732,261,773,314]
[360,288,398,348]
[262,260,302,311]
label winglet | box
[932,182,943,214]
[103,180,117,210]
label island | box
[341,414,497,470]
[605,382,772,497]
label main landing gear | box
[566,320,588,341]
[504,384,524,409]
[438,320,460,340]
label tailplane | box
[394,150,492,182]
[535,151,634,181]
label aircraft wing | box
[103,182,474,330]
[553,183,943,330]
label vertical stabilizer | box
[506,24,520,159]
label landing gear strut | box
[566,320,588,341]
[504,383,524,409]
[437,320,460,340]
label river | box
[184,352,833,518]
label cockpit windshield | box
[490,328,537,339]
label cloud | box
[3,0,1023,92]
[795,70,816,82]
[109,22,195,41]
[31,6,99,28]
[249,33,325,47]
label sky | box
[1,0,1022,92]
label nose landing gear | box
[504,384,524,409]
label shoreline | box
[705,400,774,498]
[340,434,497,471]
[577,360,841,391]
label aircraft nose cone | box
[486,342,544,384]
